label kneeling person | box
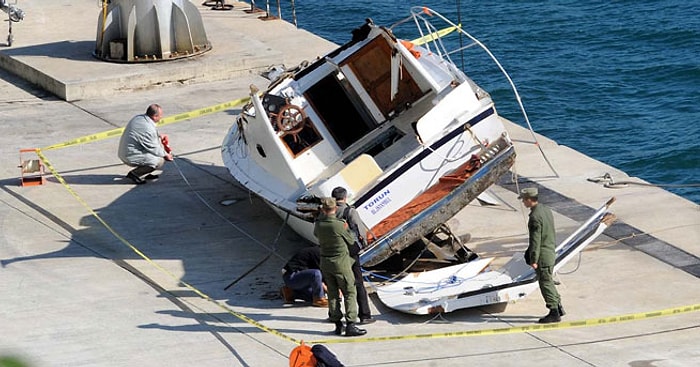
[281,246,328,307]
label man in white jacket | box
[118,104,173,184]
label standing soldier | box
[520,187,564,323]
[314,197,367,337]
[331,186,375,324]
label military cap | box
[518,187,538,199]
[320,197,336,210]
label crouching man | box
[118,104,173,185]
[281,245,328,307]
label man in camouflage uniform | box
[520,187,565,323]
[314,197,367,337]
[331,186,375,324]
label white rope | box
[170,156,287,262]
[408,6,559,178]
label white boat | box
[222,7,517,266]
[376,198,617,314]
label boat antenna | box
[456,0,465,71]
[410,7,559,178]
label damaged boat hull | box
[221,7,517,267]
[360,142,516,267]
[376,198,616,314]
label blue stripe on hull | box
[355,107,495,207]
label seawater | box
[281,0,699,204]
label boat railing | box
[398,6,559,178]
[240,0,299,27]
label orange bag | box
[289,341,317,367]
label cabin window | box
[305,73,374,150]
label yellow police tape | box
[308,303,700,345]
[34,148,301,346]
[31,152,700,348]
[30,96,700,347]
[41,96,251,151]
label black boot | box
[538,308,561,324]
[344,322,367,337]
[557,304,566,317]
[333,321,345,336]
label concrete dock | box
[1,1,698,366]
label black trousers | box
[350,244,371,319]
[129,157,165,177]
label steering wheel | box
[276,104,307,135]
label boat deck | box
[1,1,698,366]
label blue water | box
[282,0,700,203]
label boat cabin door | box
[305,72,375,150]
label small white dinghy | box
[376,198,616,314]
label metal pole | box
[245,0,263,14]
[456,0,464,71]
[99,0,108,53]
[291,0,297,27]
[276,0,281,20]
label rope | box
[224,211,290,290]
[364,243,429,287]
[407,6,559,178]
[415,123,489,165]
[607,181,700,189]
[587,172,700,190]
[558,222,700,276]
[171,156,286,261]
[556,252,582,275]
[585,223,700,252]
[36,149,301,346]
[170,156,289,284]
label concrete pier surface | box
[1,1,698,366]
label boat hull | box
[376,199,616,314]
[258,140,515,267]
[220,10,518,268]
[360,142,516,267]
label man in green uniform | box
[331,186,375,325]
[520,187,565,323]
[314,197,367,337]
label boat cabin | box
[243,21,477,201]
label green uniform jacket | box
[314,213,359,322]
[525,204,556,267]
[313,214,356,269]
